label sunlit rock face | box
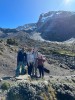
[37,11,75,42]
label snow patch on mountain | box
[17,23,37,31]
[41,14,53,22]
[30,32,45,41]
[63,38,75,44]
[56,12,62,15]
[30,31,75,45]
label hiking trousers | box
[28,62,34,76]
[16,61,25,76]
[38,65,44,78]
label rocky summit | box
[37,11,75,41]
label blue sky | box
[0,0,75,28]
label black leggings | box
[38,65,44,78]
[28,63,33,76]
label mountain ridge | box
[1,11,75,42]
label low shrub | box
[1,82,10,90]
[7,38,18,45]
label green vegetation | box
[0,39,3,43]
[7,38,18,45]
[40,84,57,100]
[0,51,2,55]
[39,46,75,57]
[56,49,75,56]
[0,47,3,52]
[7,81,57,100]
[1,82,10,90]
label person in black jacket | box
[16,47,27,76]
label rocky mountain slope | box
[0,28,18,38]
[0,41,17,78]
[15,11,75,42]
[37,11,75,42]
[17,23,37,31]
[0,40,75,78]
[0,40,75,100]
[1,11,75,42]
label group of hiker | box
[16,47,46,78]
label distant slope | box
[16,23,37,33]
[0,28,18,38]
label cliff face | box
[37,11,75,42]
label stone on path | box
[15,74,31,80]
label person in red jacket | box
[37,54,45,78]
